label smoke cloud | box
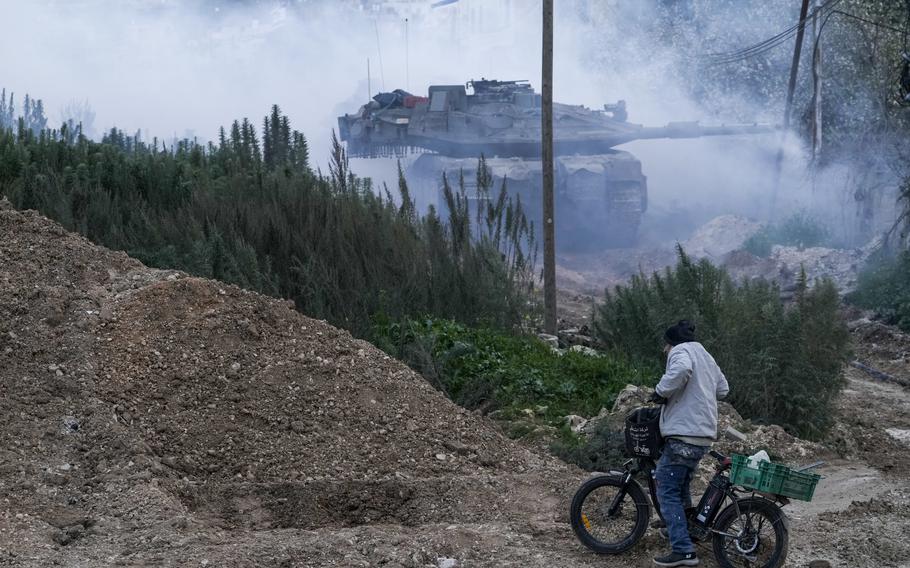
[1,0,896,247]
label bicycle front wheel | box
[569,474,650,554]
[712,497,789,568]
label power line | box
[706,0,841,65]
[824,9,908,36]
[707,1,910,67]
[707,0,840,60]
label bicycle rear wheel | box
[569,474,650,554]
[712,497,789,568]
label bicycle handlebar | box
[709,450,727,463]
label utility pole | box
[811,0,822,162]
[784,0,812,131]
[542,0,557,335]
[405,18,410,91]
[770,0,812,218]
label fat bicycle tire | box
[711,497,789,568]
[569,474,650,554]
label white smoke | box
[0,0,896,246]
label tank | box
[338,79,772,249]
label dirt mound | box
[93,276,546,484]
[0,204,581,566]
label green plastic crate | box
[730,454,821,501]
[756,461,789,494]
[729,454,763,490]
[779,469,821,501]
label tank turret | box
[337,79,773,249]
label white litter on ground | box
[886,428,910,446]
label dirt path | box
[783,370,910,567]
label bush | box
[593,246,849,440]
[550,419,627,473]
[743,211,832,258]
[847,251,910,332]
[372,318,653,421]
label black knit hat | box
[664,320,696,346]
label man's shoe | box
[653,551,699,567]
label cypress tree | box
[262,117,273,169]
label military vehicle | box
[337,79,772,248]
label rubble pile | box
[681,215,880,295]
[587,385,822,463]
[849,318,910,380]
[682,214,763,262]
[771,246,865,290]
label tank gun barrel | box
[627,121,776,144]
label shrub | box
[743,211,832,258]
[550,419,627,472]
[847,251,910,332]
[372,318,653,421]
[593,247,849,440]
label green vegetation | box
[594,247,850,440]
[372,318,653,421]
[743,212,832,258]
[845,175,910,331]
[0,100,535,337]
[848,251,910,332]
[550,419,627,473]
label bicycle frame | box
[608,457,664,523]
[615,453,787,540]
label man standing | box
[651,320,729,567]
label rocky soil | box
[1,203,909,567]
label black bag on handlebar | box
[624,406,663,459]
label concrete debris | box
[564,414,588,433]
[724,426,748,442]
[724,237,882,296]
[557,327,597,349]
[683,215,763,262]
[568,345,600,357]
[584,384,821,463]
[536,333,559,349]
[886,429,910,446]
[611,384,653,414]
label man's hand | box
[648,391,667,405]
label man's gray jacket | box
[655,341,729,444]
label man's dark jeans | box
[655,438,708,554]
